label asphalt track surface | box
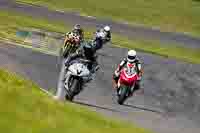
[1,0,200,49]
[1,42,200,133]
[0,0,200,132]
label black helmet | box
[74,24,81,30]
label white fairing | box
[68,63,90,77]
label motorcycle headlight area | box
[68,63,90,77]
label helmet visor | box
[128,55,136,60]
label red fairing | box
[119,67,138,86]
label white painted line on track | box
[55,9,65,13]
[39,87,54,96]
[86,15,96,19]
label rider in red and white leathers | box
[112,50,143,92]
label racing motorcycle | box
[63,58,95,101]
[116,63,140,105]
[92,29,107,51]
[61,32,81,58]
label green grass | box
[17,0,200,36]
[0,68,151,133]
[0,10,93,44]
[0,10,200,64]
[112,35,200,64]
[0,10,67,33]
[0,10,70,43]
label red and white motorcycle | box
[116,63,140,105]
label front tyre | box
[65,77,79,101]
[117,86,128,105]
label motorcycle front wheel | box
[117,86,129,105]
[65,76,80,101]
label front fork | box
[117,81,136,97]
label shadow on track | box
[123,103,164,115]
[73,100,165,116]
[73,100,122,113]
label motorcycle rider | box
[71,24,84,41]
[103,25,111,42]
[65,41,99,74]
[62,32,81,58]
[64,24,84,44]
[96,25,111,42]
[112,49,143,94]
[54,42,98,101]
[93,25,111,50]
[62,24,84,57]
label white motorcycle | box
[64,58,95,101]
[93,29,108,50]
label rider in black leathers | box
[64,41,99,73]
[93,25,111,50]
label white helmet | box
[104,26,110,32]
[127,50,136,63]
